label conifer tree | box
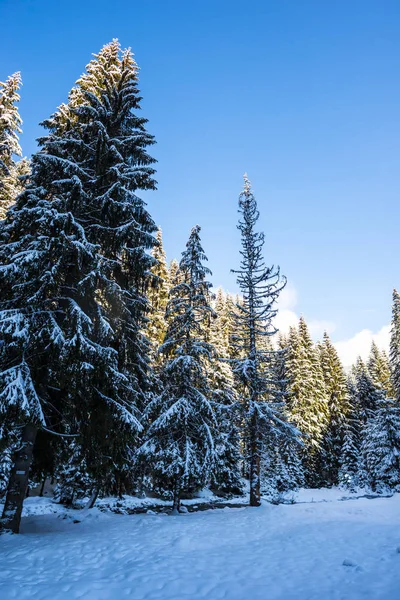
[274,333,289,400]
[338,373,362,491]
[349,358,385,487]
[54,441,92,505]
[319,332,349,485]
[0,41,156,532]
[40,40,157,490]
[339,427,360,491]
[0,164,123,531]
[261,433,304,500]
[0,72,29,493]
[353,357,381,422]
[209,288,242,495]
[147,229,169,360]
[0,425,20,497]
[362,395,400,491]
[39,40,157,410]
[139,226,217,512]
[368,341,393,397]
[259,334,304,498]
[274,437,305,495]
[231,175,299,506]
[212,289,231,356]
[169,258,180,285]
[225,294,242,361]
[0,72,24,219]
[285,320,329,486]
[390,289,400,402]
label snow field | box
[1,490,400,600]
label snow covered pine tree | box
[0,40,157,532]
[353,357,381,422]
[284,321,329,486]
[147,229,170,364]
[319,332,349,486]
[0,72,26,219]
[350,358,386,487]
[261,334,304,498]
[0,72,30,490]
[362,395,400,492]
[231,175,300,506]
[338,372,362,491]
[209,288,243,496]
[368,340,393,397]
[139,226,218,513]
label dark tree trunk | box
[249,414,261,507]
[249,452,261,506]
[171,480,181,514]
[118,480,124,500]
[0,423,38,534]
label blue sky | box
[1,0,399,358]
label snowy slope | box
[1,490,400,600]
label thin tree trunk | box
[249,414,261,507]
[171,480,181,515]
[249,451,261,506]
[248,303,261,507]
[0,423,38,534]
[85,487,99,509]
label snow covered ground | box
[1,489,400,600]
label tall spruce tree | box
[42,40,157,493]
[338,373,362,491]
[350,357,384,487]
[0,41,157,532]
[212,289,232,357]
[0,74,29,498]
[362,395,400,491]
[319,332,349,485]
[169,258,180,285]
[0,72,24,219]
[261,433,304,500]
[285,320,329,486]
[274,333,289,401]
[368,341,393,397]
[390,289,400,402]
[209,288,242,495]
[353,357,381,422]
[226,293,243,361]
[231,175,299,506]
[40,40,157,408]
[147,229,169,360]
[260,334,304,498]
[0,159,123,531]
[54,440,92,505]
[139,226,218,512]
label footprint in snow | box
[342,559,358,568]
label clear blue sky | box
[1,0,399,343]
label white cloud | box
[275,284,336,338]
[274,284,298,335]
[277,284,298,311]
[334,325,390,368]
[275,309,299,335]
[308,319,336,338]
[274,284,389,368]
